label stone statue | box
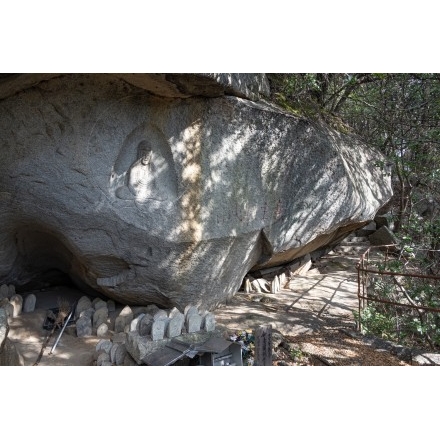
[127,140,155,200]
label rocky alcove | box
[0,73,392,313]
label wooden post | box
[254,324,272,366]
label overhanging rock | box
[0,74,392,310]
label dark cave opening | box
[11,227,105,307]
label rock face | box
[0,74,392,310]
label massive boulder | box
[0,74,392,310]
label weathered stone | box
[0,285,9,299]
[153,310,168,321]
[151,320,166,341]
[125,331,168,364]
[374,214,392,230]
[130,313,145,332]
[99,360,113,366]
[114,316,126,334]
[0,335,24,366]
[75,296,92,319]
[106,300,116,312]
[0,74,392,310]
[201,312,215,332]
[0,73,269,104]
[184,305,198,321]
[114,344,127,366]
[3,302,14,319]
[0,308,23,366]
[110,343,120,364]
[166,315,183,338]
[131,306,149,317]
[171,311,184,333]
[111,332,127,344]
[368,226,399,247]
[93,307,108,329]
[8,285,15,297]
[186,314,202,333]
[23,293,36,313]
[144,304,161,316]
[0,308,8,347]
[123,353,138,366]
[96,339,113,353]
[118,306,133,327]
[10,294,23,317]
[80,307,94,320]
[138,313,154,336]
[97,352,111,366]
[169,307,183,318]
[97,323,109,338]
[76,315,92,337]
[356,221,377,237]
[94,299,107,310]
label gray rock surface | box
[96,339,113,354]
[186,314,202,333]
[151,320,166,341]
[93,307,108,329]
[0,307,23,366]
[0,74,392,310]
[125,331,168,364]
[76,315,92,337]
[166,315,183,338]
[0,73,269,102]
[138,313,154,336]
[368,226,399,247]
[201,312,216,332]
[97,352,111,366]
[0,308,7,347]
[114,343,127,366]
[0,285,8,299]
[80,308,94,320]
[1,301,13,318]
[107,300,116,312]
[23,293,36,313]
[94,299,107,310]
[97,323,109,338]
[75,296,92,319]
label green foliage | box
[355,305,396,339]
[269,73,440,254]
[268,72,440,350]
[289,347,308,363]
[357,254,440,350]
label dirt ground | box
[7,287,105,366]
[5,262,413,367]
[6,238,429,367]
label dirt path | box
[215,237,413,366]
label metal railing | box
[356,246,440,347]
